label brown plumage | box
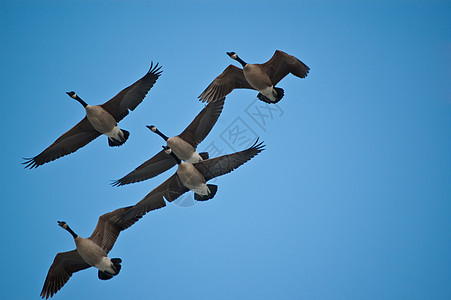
[112,97,225,186]
[199,50,309,104]
[40,206,148,299]
[122,140,265,221]
[24,62,162,169]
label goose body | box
[24,62,162,169]
[176,160,210,196]
[122,140,265,221]
[165,136,201,163]
[242,63,278,101]
[71,94,128,146]
[41,206,144,299]
[84,104,118,134]
[112,97,225,186]
[73,236,115,274]
[199,50,309,104]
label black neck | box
[74,96,88,108]
[168,151,181,164]
[65,225,78,239]
[154,128,169,141]
[235,56,247,67]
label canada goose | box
[112,97,225,186]
[122,140,265,221]
[23,62,162,169]
[40,205,148,299]
[199,50,309,104]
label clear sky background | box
[1,1,450,299]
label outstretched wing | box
[40,250,90,299]
[112,150,176,186]
[101,62,162,122]
[260,50,310,85]
[88,206,147,253]
[122,173,189,221]
[23,117,101,169]
[198,65,254,103]
[179,97,225,148]
[194,139,265,181]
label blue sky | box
[1,1,450,299]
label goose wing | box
[198,65,255,103]
[193,139,265,181]
[260,50,310,85]
[88,206,146,253]
[101,62,162,122]
[41,250,90,299]
[112,149,176,186]
[122,173,189,221]
[23,117,101,169]
[178,97,225,147]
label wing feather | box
[122,174,189,221]
[23,118,101,169]
[194,139,265,181]
[112,150,176,186]
[101,62,162,122]
[260,50,310,85]
[88,206,147,253]
[40,250,90,299]
[178,97,225,147]
[198,65,254,103]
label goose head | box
[66,91,77,99]
[58,220,78,238]
[147,125,169,141]
[162,145,172,154]
[147,125,157,133]
[163,145,181,164]
[57,221,68,229]
[227,51,246,67]
[66,91,88,107]
[226,52,238,60]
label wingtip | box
[22,157,39,169]
[148,61,163,76]
[250,138,265,152]
[110,179,122,187]
[198,94,208,103]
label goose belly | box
[177,164,209,195]
[167,138,200,162]
[243,65,272,91]
[86,106,117,134]
[75,238,107,267]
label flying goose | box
[198,50,309,104]
[112,97,226,186]
[40,205,150,299]
[122,140,265,221]
[24,62,162,169]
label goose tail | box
[108,129,130,147]
[194,184,218,201]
